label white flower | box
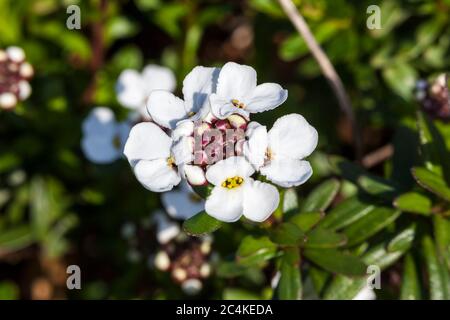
[209,62,288,119]
[116,64,176,117]
[147,66,220,129]
[161,182,205,220]
[123,122,181,192]
[81,107,131,164]
[243,114,318,188]
[204,156,279,222]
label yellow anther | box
[221,176,244,189]
[188,111,196,117]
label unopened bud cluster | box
[0,47,34,110]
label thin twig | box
[277,0,363,160]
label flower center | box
[188,111,196,117]
[231,99,245,109]
[167,156,175,168]
[221,176,244,189]
[265,147,273,160]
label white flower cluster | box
[123,62,318,223]
[0,47,34,110]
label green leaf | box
[323,275,366,300]
[304,248,366,276]
[303,228,347,249]
[301,178,340,212]
[393,192,432,215]
[382,62,417,100]
[387,224,416,253]
[223,288,261,300]
[237,236,277,266]
[319,196,375,231]
[270,222,305,246]
[400,254,422,300]
[275,248,302,300]
[216,262,248,278]
[422,235,450,299]
[182,211,222,236]
[412,167,450,202]
[308,267,330,296]
[289,212,323,232]
[343,207,401,246]
[0,225,35,254]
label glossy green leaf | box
[304,248,366,276]
[303,228,347,249]
[422,235,450,299]
[416,111,450,183]
[343,207,401,246]
[182,211,222,236]
[412,167,450,202]
[393,192,432,215]
[236,236,277,266]
[301,178,340,212]
[289,211,323,232]
[400,254,422,300]
[275,248,302,300]
[382,62,417,100]
[319,196,375,231]
[270,222,305,246]
[433,215,450,269]
[357,175,398,198]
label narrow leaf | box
[270,222,305,246]
[0,225,35,254]
[422,235,450,299]
[236,236,277,266]
[387,224,416,252]
[289,211,323,232]
[343,207,401,246]
[304,248,366,276]
[275,248,302,300]
[301,179,340,212]
[303,228,347,249]
[412,167,450,202]
[400,254,422,300]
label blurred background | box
[0,0,449,299]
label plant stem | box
[277,0,363,160]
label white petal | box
[184,164,207,186]
[147,90,188,129]
[171,136,194,165]
[183,66,220,114]
[161,184,204,220]
[133,159,181,192]
[244,83,287,113]
[82,107,116,136]
[209,93,250,119]
[141,64,176,94]
[205,186,243,222]
[261,159,313,188]
[123,122,172,164]
[81,135,120,164]
[154,212,180,244]
[243,122,268,169]
[116,69,145,109]
[216,62,257,100]
[171,120,194,142]
[268,113,318,160]
[242,179,279,222]
[205,156,254,186]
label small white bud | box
[154,251,170,271]
[6,46,25,63]
[181,278,202,295]
[0,92,18,109]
